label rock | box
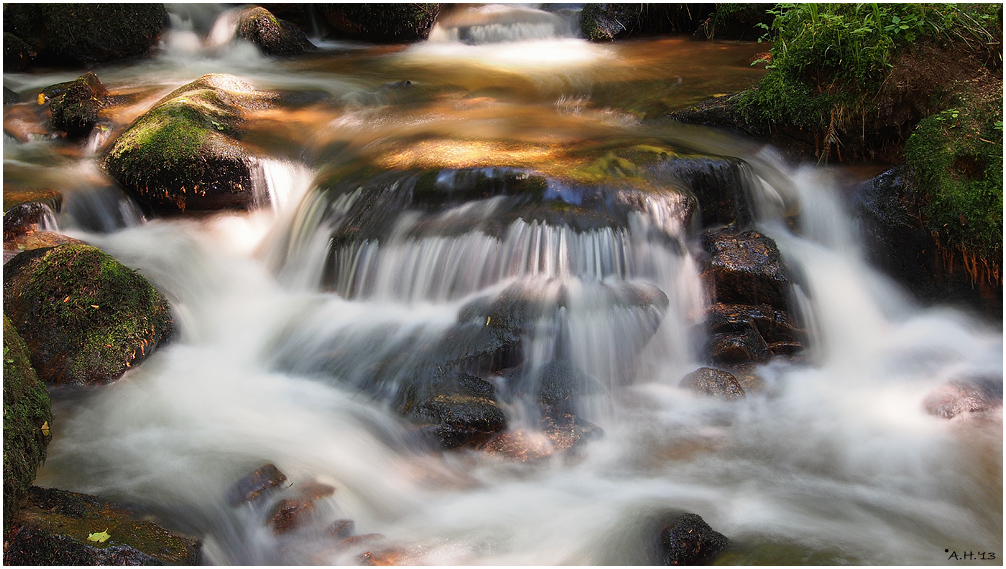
[44,71,110,139]
[102,74,273,212]
[235,6,316,56]
[680,367,745,399]
[535,360,599,412]
[923,379,1003,419]
[3,244,174,386]
[3,201,59,242]
[704,303,804,365]
[701,229,792,309]
[580,4,716,42]
[3,32,33,72]
[268,498,315,535]
[853,166,1002,318]
[4,231,87,264]
[320,4,441,43]
[659,512,729,565]
[655,157,755,229]
[407,393,508,450]
[326,519,355,539]
[2,316,53,538]
[2,4,167,68]
[4,86,20,105]
[3,486,201,565]
[540,408,604,454]
[227,463,288,505]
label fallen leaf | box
[87,529,111,543]
[40,421,50,436]
[91,305,99,309]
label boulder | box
[3,486,201,565]
[268,498,315,535]
[3,244,174,386]
[704,303,804,365]
[406,393,508,450]
[659,512,729,565]
[235,6,316,56]
[4,86,19,105]
[923,379,1003,419]
[701,228,792,309]
[319,4,441,43]
[3,201,59,242]
[654,157,754,229]
[227,463,288,506]
[3,316,53,538]
[43,71,110,139]
[680,367,745,399]
[102,74,273,212]
[2,4,167,68]
[3,32,33,72]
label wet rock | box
[268,498,315,535]
[3,316,53,537]
[407,393,508,450]
[4,85,20,105]
[235,6,316,56]
[3,32,33,72]
[541,406,604,453]
[3,4,167,68]
[102,74,274,213]
[535,360,600,413]
[45,71,110,139]
[923,379,1003,419]
[3,201,59,242]
[704,303,804,365]
[656,157,755,229]
[701,229,792,309]
[326,519,355,539]
[3,486,201,565]
[320,4,441,43]
[4,231,87,264]
[853,166,1002,318]
[659,512,729,565]
[680,367,745,399]
[227,463,288,505]
[3,244,174,386]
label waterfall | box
[428,5,580,44]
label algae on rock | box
[3,244,174,386]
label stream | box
[4,4,1002,565]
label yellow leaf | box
[87,529,111,543]
[486,317,491,326]
[40,421,50,436]
[37,93,45,105]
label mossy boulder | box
[235,6,316,56]
[319,4,441,43]
[44,71,110,139]
[3,315,53,538]
[3,486,201,565]
[2,3,167,68]
[102,74,273,212]
[3,244,174,386]
[3,32,33,72]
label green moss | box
[905,92,1003,278]
[3,315,53,537]
[3,244,173,386]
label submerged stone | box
[701,229,792,309]
[227,463,289,506]
[2,316,53,538]
[3,244,174,386]
[268,498,315,535]
[680,367,745,399]
[4,486,201,565]
[923,378,1003,419]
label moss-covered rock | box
[581,3,716,42]
[2,3,167,68]
[235,6,316,56]
[3,486,201,565]
[44,71,110,139]
[3,32,33,72]
[102,74,273,212]
[3,315,53,538]
[3,244,173,386]
[320,4,441,43]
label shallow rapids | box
[7,4,1000,566]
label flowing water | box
[5,5,1002,565]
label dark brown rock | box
[704,303,805,365]
[659,512,729,565]
[46,71,109,138]
[408,393,507,450]
[701,229,792,309]
[680,367,745,399]
[924,379,1003,419]
[268,498,315,535]
[227,463,288,505]
[3,486,201,565]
